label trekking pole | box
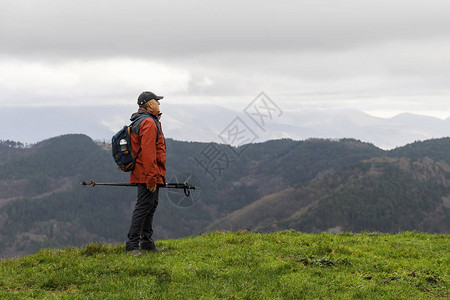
[81,180,196,197]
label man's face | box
[148,99,161,114]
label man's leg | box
[140,187,159,250]
[125,184,155,251]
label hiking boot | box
[127,249,143,256]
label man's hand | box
[148,185,157,193]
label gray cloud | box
[1,0,450,122]
[2,0,450,59]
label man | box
[126,91,166,256]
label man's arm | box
[139,118,158,191]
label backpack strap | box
[130,115,161,141]
[153,117,161,143]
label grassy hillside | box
[1,231,448,299]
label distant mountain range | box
[0,134,449,259]
[1,105,449,149]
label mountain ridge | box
[0,134,449,259]
[209,155,450,234]
[1,105,449,149]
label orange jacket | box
[129,108,166,188]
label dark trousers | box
[126,184,159,251]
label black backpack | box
[111,115,161,172]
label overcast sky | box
[1,0,450,121]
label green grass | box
[1,231,448,299]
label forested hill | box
[0,134,449,259]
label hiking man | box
[126,91,166,255]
